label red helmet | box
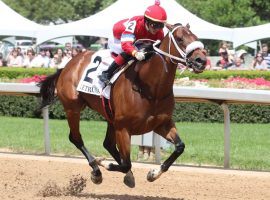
[144,0,167,23]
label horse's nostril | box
[195,57,207,65]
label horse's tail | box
[38,69,63,109]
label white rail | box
[173,86,270,104]
[0,82,40,94]
[1,83,270,168]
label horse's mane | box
[174,23,182,26]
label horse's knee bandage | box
[175,141,185,154]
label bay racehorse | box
[38,23,207,188]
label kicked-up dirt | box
[0,153,269,200]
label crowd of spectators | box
[1,40,270,71]
[211,41,270,71]
[0,42,83,68]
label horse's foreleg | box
[66,110,102,184]
[147,125,185,182]
[160,130,185,172]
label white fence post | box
[42,106,50,155]
[221,103,230,168]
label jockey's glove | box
[134,51,145,61]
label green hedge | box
[0,68,269,123]
[176,70,270,80]
[0,95,269,123]
[1,67,270,80]
[0,67,55,79]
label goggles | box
[148,21,164,29]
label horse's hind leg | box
[96,125,134,188]
[102,123,121,164]
[112,129,135,188]
[148,120,185,182]
[96,123,121,168]
[98,127,135,187]
[66,108,102,184]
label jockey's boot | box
[98,61,119,84]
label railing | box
[1,83,270,168]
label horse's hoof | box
[123,171,135,188]
[147,169,160,182]
[91,171,103,184]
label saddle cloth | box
[76,49,115,99]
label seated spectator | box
[16,47,24,58]
[23,49,36,68]
[228,57,248,70]
[49,54,59,68]
[71,47,80,57]
[45,49,53,58]
[236,49,247,64]
[45,49,53,67]
[218,41,229,55]
[261,43,270,69]
[216,51,234,69]
[64,42,72,52]
[7,49,23,67]
[252,53,268,70]
[218,41,234,62]
[31,49,50,68]
[55,48,64,65]
[58,50,72,69]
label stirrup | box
[98,75,111,86]
[104,79,111,85]
[99,73,108,82]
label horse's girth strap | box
[101,96,113,123]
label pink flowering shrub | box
[225,77,270,86]
[19,75,47,83]
[223,77,270,89]
[175,76,270,90]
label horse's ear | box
[165,23,173,31]
[186,23,190,29]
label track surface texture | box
[0,153,269,200]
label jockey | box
[99,0,167,84]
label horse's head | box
[160,23,207,73]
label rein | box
[153,25,204,65]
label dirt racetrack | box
[0,153,269,200]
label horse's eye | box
[176,37,183,43]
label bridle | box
[153,25,204,66]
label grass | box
[0,116,269,171]
[174,123,270,170]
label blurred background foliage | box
[3,0,269,27]
[2,0,270,53]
